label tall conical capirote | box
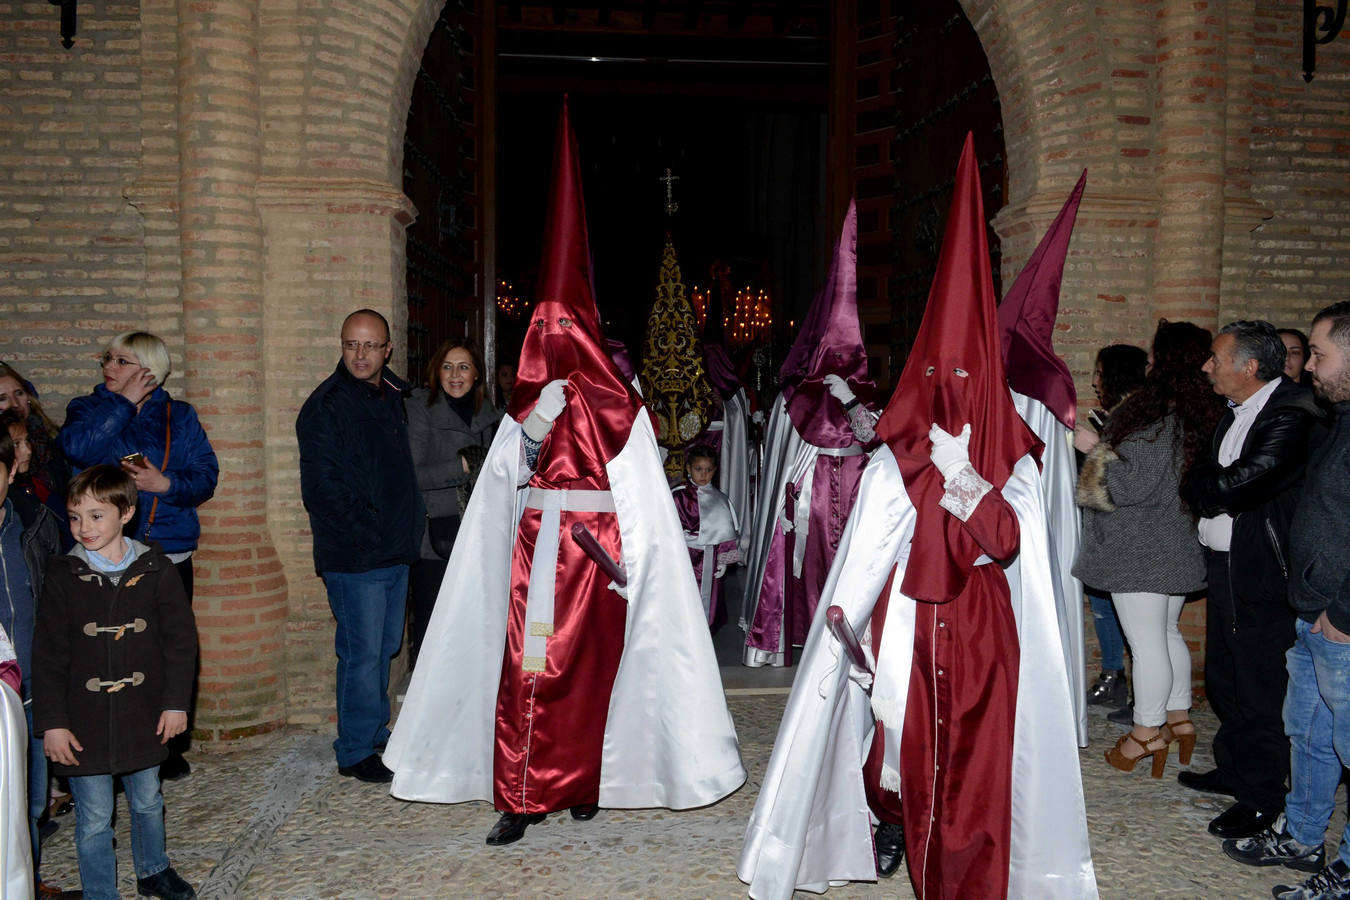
[875,133,1041,604]
[997,171,1087,430]
[777,200,874,447]
[507,97,643,477]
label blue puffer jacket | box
[58,385,219,553]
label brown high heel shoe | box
[1163,719,1197,766]
[1105,729,1170,778]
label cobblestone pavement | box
[36,687,1343,899]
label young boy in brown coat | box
[33,465,198,900]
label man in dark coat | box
[296,309,422,783]
[1180,319,1323,839]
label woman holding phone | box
[58,331,218,776]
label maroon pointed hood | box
[508,98,643,479]
[778,200,875,446]
[876,134,1040,604]
[997,171,1086,430]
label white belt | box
[521,488,615,672]
[790,443,863,577]
[706,420,725,432]
[525,488,615,513]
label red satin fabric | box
[493,467,627,814]
[899,489,1021,900]
[876,134,1039,605]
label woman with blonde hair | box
[58,331,218,778]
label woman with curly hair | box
[1072,320,1225,776]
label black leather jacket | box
[1180,377,1323,610]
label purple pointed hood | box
[996,171,1086,430]
[778,200,875,446]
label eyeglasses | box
[100,353,138,369]
[341,340,389,353]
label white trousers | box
[1112,591,1192,727]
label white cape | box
[738,446,1097,900]
[384,414,747,810]
[739,394,820,667]
[1013,391,1088,746]
[0,682,32,899]
[718,388,755,556]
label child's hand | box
[157,710,188,744]
[44,729,83,766]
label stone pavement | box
[35,681,1344,900]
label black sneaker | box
[137,866,196,900]
[1273,859,1350,900]
[1224,814,1326,872]
[337,753,393,784]
[1086,669,1127,707]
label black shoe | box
[570,802,599,821]
[1086,669,1127,707]
[337,753,393,784]
[1178,768,1239,798]
[486,812,546,845]
[874,821,905,878]
[1107,704,1133,727]
[38,817,59,845]
[1273,858,1350,899]
[158,753,191,781]
[1224,814,1326,872]
[1210,802,1278,839]
[136,866,196,900]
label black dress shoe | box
[874,821,905,878]
[486,812,547,845]
[159,752,191,781]
[1086,669,1127,707]
[1208,801,1276,839]
[1107,704,1134,727]
[136,866,196,899]
[1178,768,1238,798]
[570,802,599,821]
[337,754,393,784]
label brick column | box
[178,0,288,741]
[1151,0,1229,326]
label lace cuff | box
[938,464,991,522]
[847,405,878,443]
[519,435,541,484]
[716,547,744,569]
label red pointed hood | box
[997,171,1086,430]
[778,200,876,446]
[876,134,1040,604]
[508,98,642,480]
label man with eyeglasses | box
[296,309,423,783]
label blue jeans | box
[1283,618,1350,865]
[68,766,169,900]
[24,704,46,875]
[323,565,408,766]
[1089,591,1127,671]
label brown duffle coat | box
[32,540,198,777]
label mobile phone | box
[1086,409,1107,432]
[121,452,147,467]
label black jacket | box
[1181,377,1323,611]
[296,363,423,574]
[32,541,199,776]
[1289,400,1350,630]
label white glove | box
[751,410,765,425]
[929,422,972,481]
[607,580,629,600]
[523,379,569,441]
[714,563,727,579]
[823,373,856,406]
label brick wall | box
[0,0,1345,733]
